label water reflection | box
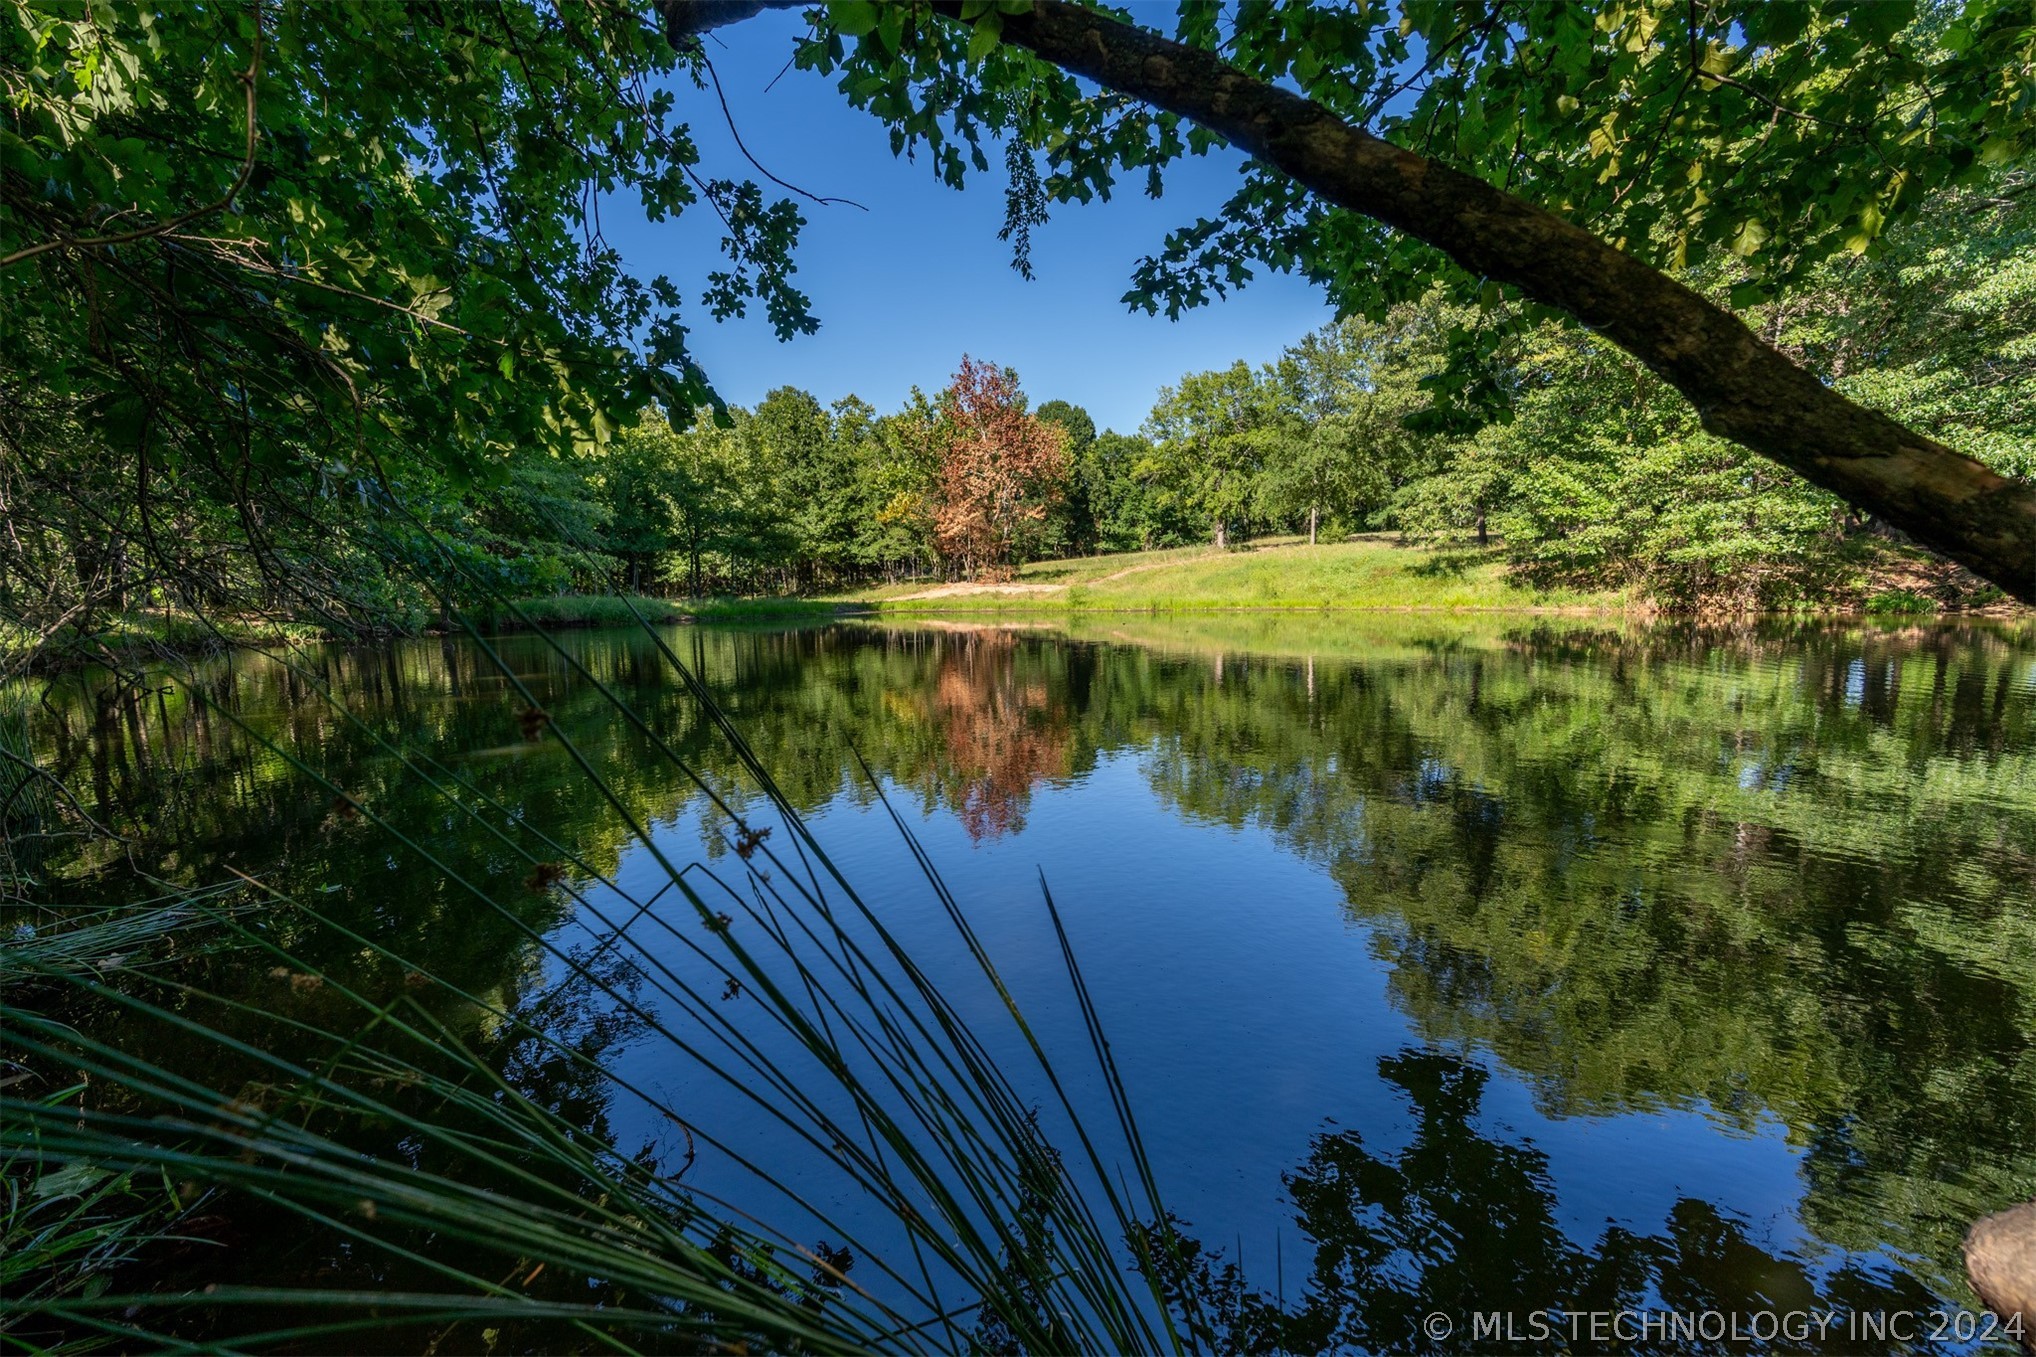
[921,627,1075,840]
[1154,1051,1949,1354]
[16,615,2036,1340]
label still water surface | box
[31,615,2036,1350]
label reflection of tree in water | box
[927,630,1072,841]
[29,622,2036,1333]
[1130,625,2036,1294]
[1147,1050,1946,1354]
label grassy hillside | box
[827,536,1632,613]
[49,539,2001,672]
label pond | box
[15,614,2036,1351]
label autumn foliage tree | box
[931,358,1068,581]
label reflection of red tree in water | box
[929,632,1071,841]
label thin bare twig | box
[701,54,868,211]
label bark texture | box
[660,0,774,44]
[660,0,2036,603]
[1967,1202,2036,1354]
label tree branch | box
[655,0,2036,603]
[1,16,264,270]
[701,54,868,210]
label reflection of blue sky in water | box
[43,615,2030,1344]
[574,697,2006,1337]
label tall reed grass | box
[0,528,1203,1353]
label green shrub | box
[1864,589,1940,616]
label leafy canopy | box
[802,0,2035,323]
[2,0,814,488]
[14,0,2031,489]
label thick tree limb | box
[659,0,2036,603]
[661,0,775,45]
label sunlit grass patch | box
[842,535,1631,613]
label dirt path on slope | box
[886,547,1244,601]
[885,581,1069,601]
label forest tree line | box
[4,175,2028,647]
[539,174,2030,609]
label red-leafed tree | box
[931,357,1069,581]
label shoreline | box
[11,593,2027,674]
[16,536,2022,671]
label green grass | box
[828,535,1630,614]
[0,609,329,664]
[3,541,1614,671]
[1863,588,1942,616]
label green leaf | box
[877,4,905,52]
[832,2,880,38]
[33,1162,112,1200]
[1742,1,1811,45]
[1979,136,2020,167]
[1845,0,1914,44]
[966,14,1003,64]
[1842,200,1884,254]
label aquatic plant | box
[0,560,1191,1352]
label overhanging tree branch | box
[1,17,264,270]
[660,0,2036,604]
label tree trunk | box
[1476,508,1489,548]
[660,0,2036,604]
[1309,504,1318,546]
[1214,521,1227,551]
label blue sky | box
[601,9,1335,435]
